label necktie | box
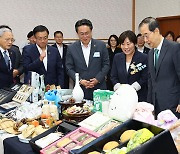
[154,49,159,71]
[3,51,10,70]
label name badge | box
[93,52,100,57]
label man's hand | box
[88,78,99,88]
[80,79,91,89]
[80,78,99,89]
[176,105,180,113]
[40,51,46,61]
[13,69,19,78]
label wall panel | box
[0,0,132,46]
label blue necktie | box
[3,51,10,70]
[154,49,159,71]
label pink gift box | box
[40,127,100,154]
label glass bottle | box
[42,100,50,115]
[72,73,84,102]
[39,75,45,99]
[49,101,59,120]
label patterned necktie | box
[3,51,10,70]
[154,48,159,71]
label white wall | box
[135,0,180,34]
[1,0,179,47]
[0,0,132,47]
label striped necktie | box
[154,48,159,71]
[3,51,10,70]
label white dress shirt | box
[137,46,144,53]
[36,44,48,70]
[56,43,63,58]
[126,62,130,72]
[81,40,91,67]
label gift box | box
[40,127,100,154]
[78,112,113,131]
[94,118,122,135]
[29,121,79,153]
[93,90,114,113]
[78,112,122,132]
[70,119,178,154]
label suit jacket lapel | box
[143,48,147,54]
[34,45,46,72]
[88,39,96,67]
[0,51,7,70]
[145,49,155,78]
[9,49,14,61]
[8,50,14,70]
[63,44,66,60]
[47,47,50,72]
[34,45,41,57]
[127,51,138,75]
[75,41,87,68]
[155,40,168,77]
[54,43,57,48]
[121,54,128,82]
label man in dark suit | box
[139,17,180,118]
[23,25,64,87]
[0,27,16,88]
[0,25,23,84]
[52,31,69,88]
[27,31,36,44]
[137,33,150,54]
[66,19,110,100]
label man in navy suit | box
[139,17,180,118]
[52,31,69,88]
[0,26,16,88]
[137,33,150,54]
[0,25,23,84]
[23,25,64,87]
[66,19,110,100]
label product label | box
[93,101,102,112]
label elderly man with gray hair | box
[0,26,16,88]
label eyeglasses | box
[142,32,152,39]
[4,38,15,43]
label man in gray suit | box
[66,19,110,100]
[139,17,180,118]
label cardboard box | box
[29,121,79,153]
[70,119,178,154]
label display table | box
[0,133,15,154]
[0,133,36,154]
[3,136,36,154]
